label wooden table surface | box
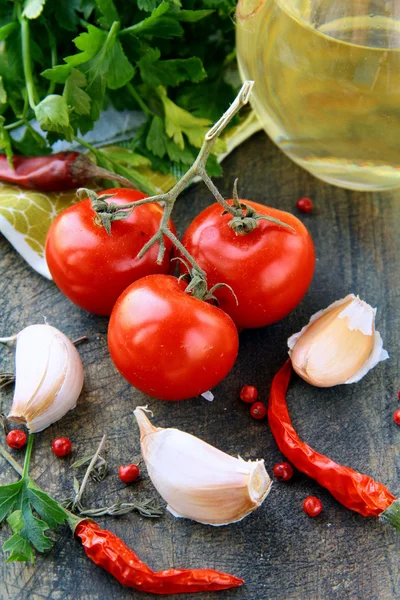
[0,132,399,600]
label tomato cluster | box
[46,190,315,401]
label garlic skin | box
[288,294,389,387]
[134,408,271,526]
[7,324,84,432]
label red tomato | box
[45,189,176,315]
[108,275,239,401]
[180,200,315,329]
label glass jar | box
[236,0,400,191]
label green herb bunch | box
[0,0,237,184]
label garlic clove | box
[7,324,84,432]
[288,294,389,387]
[134,407,271,526]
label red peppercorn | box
[296,197,313,213]
[51,437,72,457]
[273,462,294,482]
[303,495,323,517]
[119,463,140,484]
[6,430,27,450]
[393,410,400,426]
[240,385,258,404]
[250,401,267,420]
[397,390,400,400]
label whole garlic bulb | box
[134,407,271,526]
[7,324,84,432]
[288,294,388,387]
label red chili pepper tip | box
[397,390,400,400]
[6,430,27,450]
[303,496,323,517]
[296,197,313,213]
[273,462,294,482]
[250,401,267,420]
[393,410,400,426]
[240,385,258,404]
[51,437,72,457]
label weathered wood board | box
[0,132,399,600]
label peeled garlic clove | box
[134,407,271,526]
[7,324,84,433]
[288,294,388,387]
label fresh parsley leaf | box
[3,533,34,563]
[63,69,91,116]
[137,0,158,11]
[94,0,119,28]
[176,9,214,22]
[0,22,18,43]
[35,94,74,141]
[53,0,82,32]
[0,474,67,563]
[139,48,206,87]
[41,64,73,84]
[128,2,183,39]
[22,0,47,20]
[157,87,210,149]
[0,116,13,166]
[65,25,106,67]
[176,79,236,122]
[0,482,22,521]
[12,124,51,157]
[27,484,68,529]
[146,115,166,158]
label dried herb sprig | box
[61,498,163,519]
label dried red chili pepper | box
[75,521,244,594]
[268,360,400,529]
[0,152,133,191]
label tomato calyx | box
[224,180,294,236]
[177,258,238,305]
[77,188,139,235]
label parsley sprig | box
[0,435,68,563]
[0,0,238,190]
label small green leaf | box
[41,64,72,84]
[53,0,81,31]
[27,484,67,529]
[176,9,214,22]
[0,22,18,43]
[7,509,24,533]
[0,116,14,167]
[35,95,74,141]
[129,2,183,39]
[146,115,166,158]
[63,69,91,116]
[12,125,51,157]
[105,39,135,90]
[22,0,47,19]
[65,25,106,67]
[0,482,22,522]
[138,48,206,87]
[3,533,34,563]
[157,87,210,149]
[137,0,157,10]
[94,0,119,28]
[20,493,52,552]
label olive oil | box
[236,0,400,190]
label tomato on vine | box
[108,274,239,401]
[46,188,176,316]
[180,199,315,329]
